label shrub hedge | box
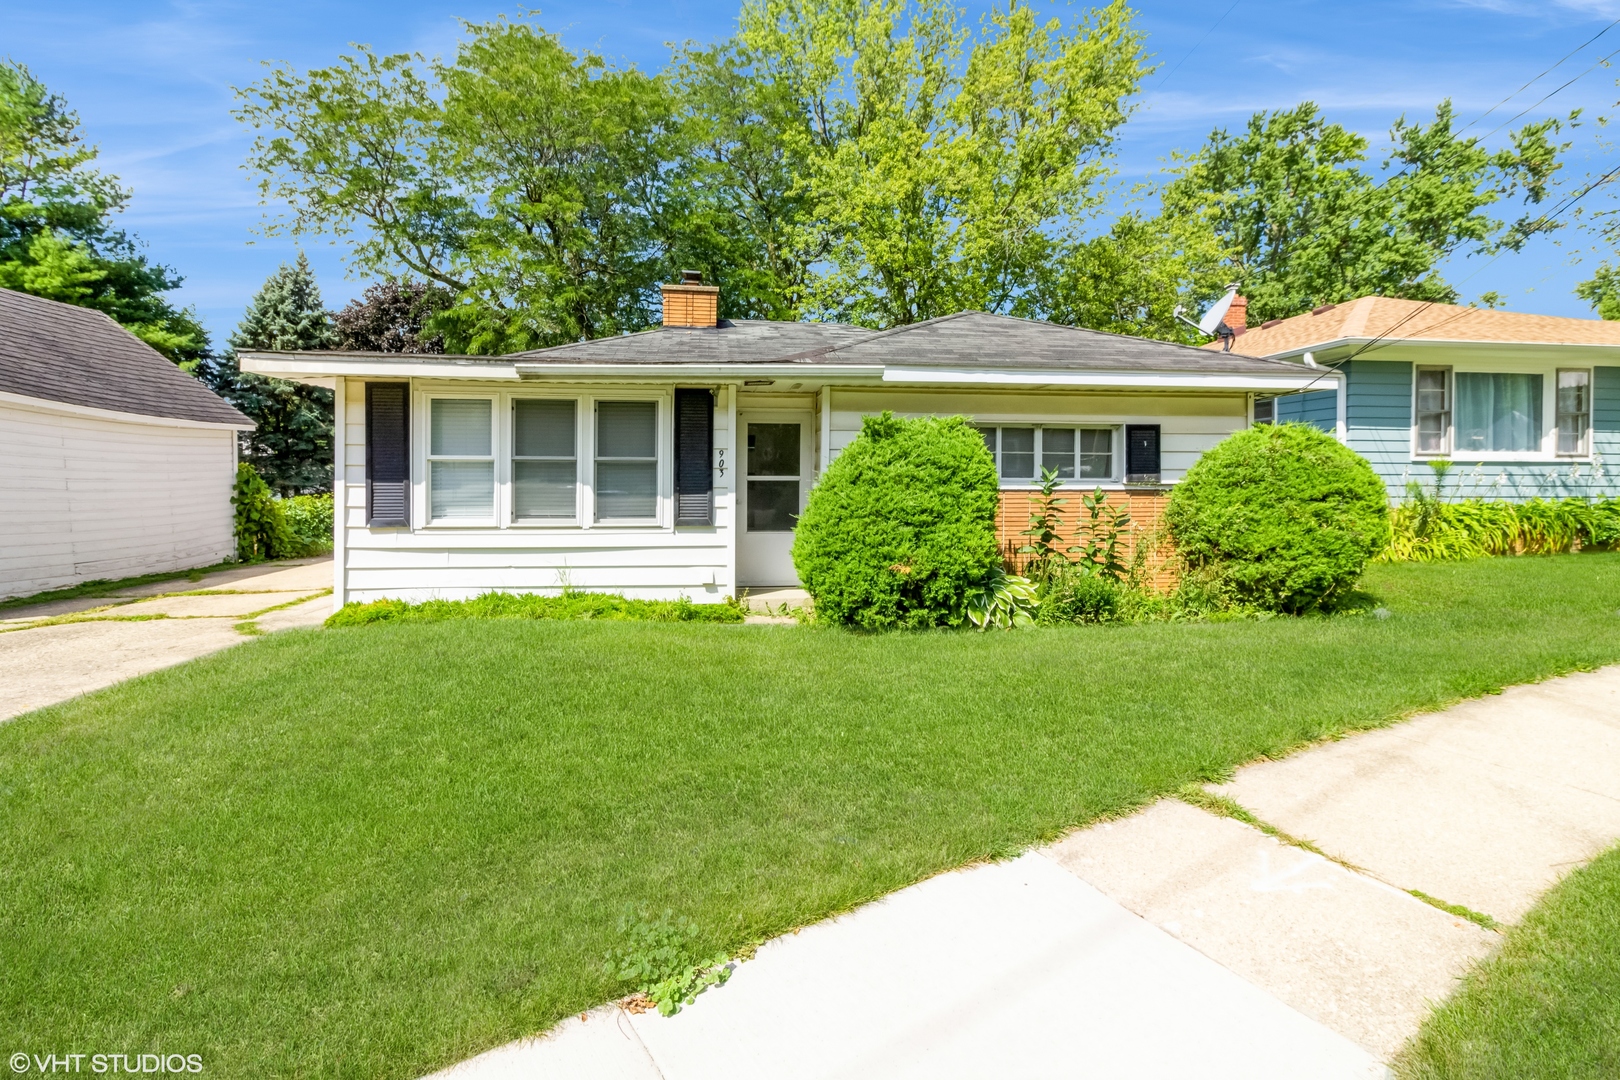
[1166,424,1390,613]
[231,464,293,562]
[792,412,1000,629]
[281,494,335,556]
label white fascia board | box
[240,355,521,381]
[514,363,883,381]
[880,367,1341,391]
[1256,337,1620,362]
[0,388,253,431]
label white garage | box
[0,288,254,600]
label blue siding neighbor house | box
[1214,295,1620,501]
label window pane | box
[431,399,491,456]
[514,460,576,519]
[1558,370,1590,455]
[430,460,493,519]
[1456,373,1542,453]
[597,401,657,459]
[975,425,996,457]
[747,480,799,531]
[1041,428,1075,479]
[596,462,657,519]
[515,399,575,458]
[1079,429,1113,479]
[1416,369,1449,453]
[1000,427,1034,479]
[747,423,801,476]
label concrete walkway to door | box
[426,664,1620,1080]
[0,557,334,722]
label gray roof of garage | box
[0,288,252,426]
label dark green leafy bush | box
[231,463,293,562]
[792,412,1001,629]
[326,591,744,627]
[1037,569,1121,624]
[280,494,334,556]
[1166,424,1390,613]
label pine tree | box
[208,253,337,493]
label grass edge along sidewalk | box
[1,555,1618,1079]
[1395,841,1620,1080]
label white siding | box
[0,398,237,599]
[337,378,736,604]
[827,388,1248,483]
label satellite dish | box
[1198,287,1238,336]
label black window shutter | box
[673,388,714,526]
[366,382,410,527]
[1125,424,1161,484]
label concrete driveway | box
[0,557,333,721]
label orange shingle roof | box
[1202,295,1620,358]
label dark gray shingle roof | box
[825,311,1306,373]
[510,319,877,364]
[0,288,250,426]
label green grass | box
[2,555,1619,1078]
[1396,843,1620,1079]
[0,561,239,613]
[326,590,745,626]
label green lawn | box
[3,555,1620,1078]
[1396,842,1620,1079]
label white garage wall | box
[0,396,239,599]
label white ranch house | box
[241,275,1334,607]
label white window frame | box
[510,395,585,526]
[423,394,499,527]
[411,387,673,531]
[592,396,666,526]
[1412,366,1452,458]
[1411,365,1590,463]
[1556,368,1593,458]
[976,423,1121,486]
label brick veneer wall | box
[995,488,1177,589]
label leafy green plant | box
[1036,566,1120,624]
[1382,494,1620,563]
[965,566,1039,630]
[1019,468,1070,583]
[326,591,745,627]
[1071,487,1132,581]
[231,463,293,563]
[793,413,1000,630]
[1166,424,1390,613]
[603,909,732,1017]
[280,494,334,556]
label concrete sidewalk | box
[0,557,333,721]
[427,664,1620,1079]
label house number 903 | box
[714,447,727,477]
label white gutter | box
[240,354,520,380]
[1250,336,1620,362]
[514,362,883,380]
[881,366,1342,391]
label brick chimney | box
[660,270,719,328]
[1223,294,1248,336]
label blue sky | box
[9,0,1620,344]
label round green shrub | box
[793,412,1000,629]
[1165,423,1390,613]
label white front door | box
[737,411,814,586]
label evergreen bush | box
[1165,423,1389,613]
[792,412,1000,630]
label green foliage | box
[332,281,451,352]
[231,463,294,563]
[1019,468,1070,583]
[793,412,1000,630]
[326,591,745,628]
[603,909,733,1016]
[964,567,1039,630]
[1035,567,1120,625]
[1382,492,1620,562]
[280,494,334,556]
[0,60,209,367]
[1166,424,1391,613]
[206,255,336,493]
[1071,487,1132,581]
[1160,100,1569,323]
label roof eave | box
[880,367,1341,390]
